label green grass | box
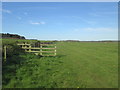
[57,42,118,88]
[2,40,118,88]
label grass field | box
[2,40,118,88]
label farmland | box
[2,39,118,88]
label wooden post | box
[24,45,26,51]
[54,45,56,56]
[29,45,31,51]
[40,45,42,55]
[25,43,27,51]
[4,45,7,61]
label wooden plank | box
[22,47,41,49]
[40,51,56,53]
[26,51,56,53]
[18,43,56,46]
[42,48,56,49]
[42,55,56,56]
[35,53,39,55]
[17,43,31,46]
[40,44,56,46]
[22,47,56,49]
[34,54,56,56]
[17,43,57,56]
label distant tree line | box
[59,40,118,42]
[0,33,25,39]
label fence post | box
[4,45,7,61]
[55,45,56,56]
[29,45,31,51]
[40,45,42,55]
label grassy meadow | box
[2,39,118,88]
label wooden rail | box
[17,43,57,56]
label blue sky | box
[2,2,118,41]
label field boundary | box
[17,42,57,56]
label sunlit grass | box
[2,40,118,88]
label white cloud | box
[30,21,46,25]
[2,9,11,14]
[84,27,117,31]
[74,27,117,32]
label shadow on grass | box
[2,44,28,86]
[2,54,27,86]
[55,55,67,58]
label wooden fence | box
[17,42,57,56]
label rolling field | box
[2,40,118,88]
[57,42,118,88]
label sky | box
[2,2,118,41]
[2,0,120,2]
